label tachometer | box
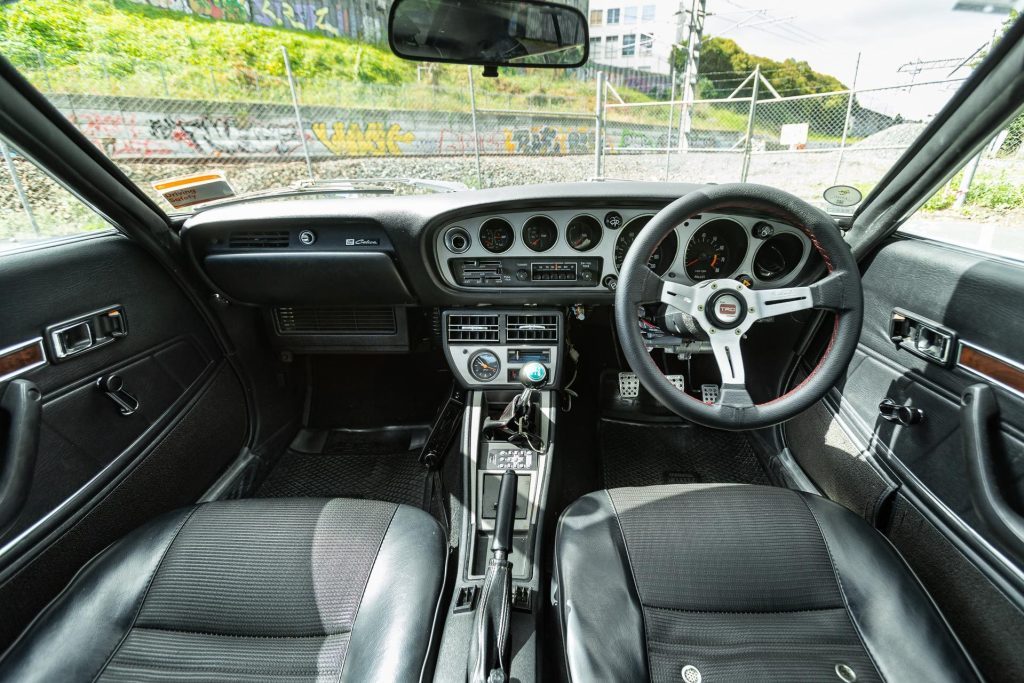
[613,216,678,276]
[469,350,501,382]
[479,218,514,253]
[522,216,558,252]
[566,215,602,252]
[684,219,748,281]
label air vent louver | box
[506,314,558,343]
[447,314,500,342]
[229,231,289,248]
[275,307,397,335]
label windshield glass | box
[0,1,1019,223]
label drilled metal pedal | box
[701,384,720,404]
[618,372,639,399]
[665,374,685,392]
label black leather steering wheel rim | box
[614,183,863,431]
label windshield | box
[0,1,1019,222]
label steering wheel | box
[614,184,863,431]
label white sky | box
[702,0,1012,119]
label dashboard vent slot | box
[229,231,290,249]
[507,314,558,343]
[274,307,397,335]
[447,314,500,343]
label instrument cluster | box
[436,208,813,291]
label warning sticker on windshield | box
[153,171,235,209]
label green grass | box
[0,0,625,112]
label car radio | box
[450,257,602,288]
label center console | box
[434,308,564,682]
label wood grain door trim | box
[0,338,47,383]
[959,342,1024,398]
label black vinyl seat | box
[0,498,447,682]
[554,484,981,683]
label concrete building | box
[586,0,686,75]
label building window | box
[604,35,619,58]
[639,33,653,56]
[607,8,620,24]
[589,9,602,25]
[641,4,656,22]
[624,6,637,24]
[622,34,636,57]
[589,36,602,54]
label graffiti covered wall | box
[53,94,683,161]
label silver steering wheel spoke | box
[708,332,754,408]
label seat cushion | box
[554,484,980,683]
[0,498,447,682]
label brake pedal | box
[701,384,720,404]
[665,375,685,392]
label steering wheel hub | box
[705,287,747,329]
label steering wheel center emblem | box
[705,290,747,330]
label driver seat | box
[553,484,980,682]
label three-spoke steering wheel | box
[615,184,863,431]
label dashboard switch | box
[603,275,618,291]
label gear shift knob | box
[518,362,548,389]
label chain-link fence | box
[3,42,1021,244]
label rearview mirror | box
[388,0,589,69]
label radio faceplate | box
[450,257,602,288]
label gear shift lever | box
[482,362,548,450]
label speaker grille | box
[274,307,397,335]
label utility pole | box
[677,0,707,150]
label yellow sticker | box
[153,171,234,209]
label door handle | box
[961,383,1024,559]
[0,380,42,535]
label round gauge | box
[522,216,558,252]
[566,215,602,252]
[613,216,679,276]
[469,350,501,382]
[684,219,748,281]
[753,233,804,281]
[479,218,514,253]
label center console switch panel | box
[442,309,564,389]
[451,258,602,288]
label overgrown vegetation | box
[0,0,618,109]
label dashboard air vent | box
[274,307,397,335]
[447,314,500,343]
[507,314,558,343]
[229,231,290,248]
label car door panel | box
[0,232,248,646]
[786,235,1024,681]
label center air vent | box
[447,314,500,342]
[229,231,290,248]
[506,314,558,343]
[275,307,396,335]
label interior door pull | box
[0,380,42,534]
[878,398,925,426]
[961,383,1024,559]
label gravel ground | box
[3,151,1022,246]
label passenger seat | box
[0,498,447,682]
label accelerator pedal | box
[701,384,720,405]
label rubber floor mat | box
[600,419,769,488]
[257,426,432,508]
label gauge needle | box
[711,255,719,268]
[686,258,699,266]
[479,362,492,370]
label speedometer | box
[613,216,678,276]
[684,219,748,281]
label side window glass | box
[1,139,114,254]
[899,123,1024,261]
